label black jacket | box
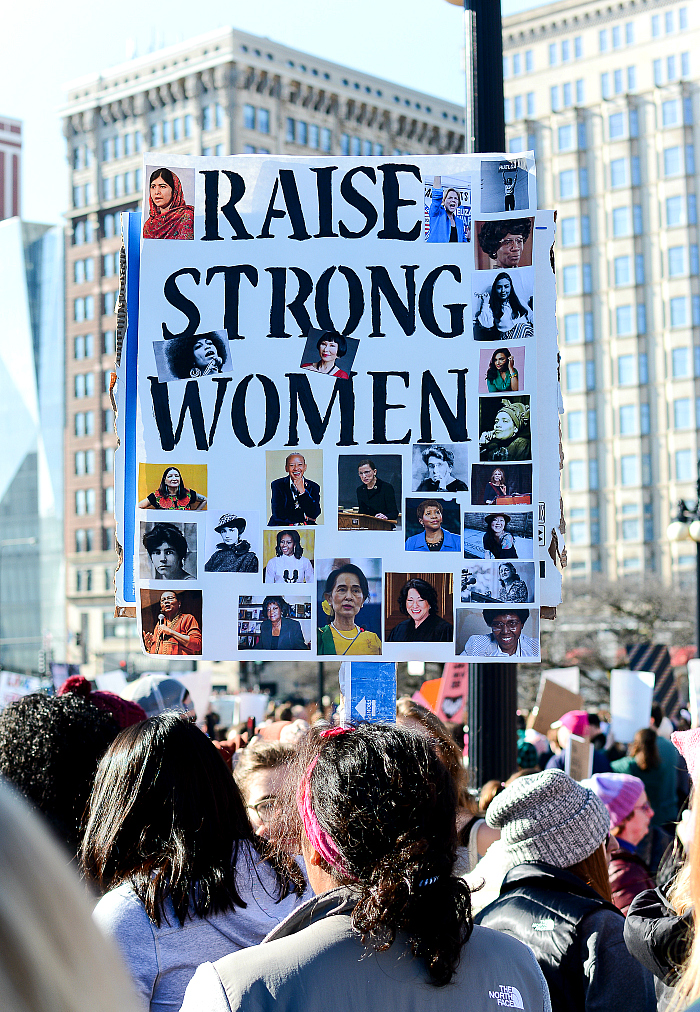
[356,478,398,519]
[256,618,307,650]
[624,886,694,1012]
[204,541,258,573]
[269,477,321,526]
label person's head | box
[158,467,186,498]
[489,467,506,487]
[285,453,306,481]
[629,727,661,771]
[271,723,473,985]
[442,187,461,214]
[397,578,440,625]
[123,674,194,720]
[276,529,303,558]
[486,347,513,383]
[477,219,531,268]
[149,167,177,211]
[488,271,529,322]
[421,445,455,485]
[486,768,612,900]
[416,499,443,532]
[498,562,517,582]
[215,513,246,546]
[323,564,370,621]
[142,522,188,579]
[395,697,472,810]
[165,332,227,379]
[57,675,147,730]
[485,512,510,537]
[491,399,530,441]
[0,694,119,857]
[316,330,347,364]
[479,779,504,813]
[483,609,529,656]
[234,741,294,838]
[159,589,181,618]
[650,703,664,729]
[582,773,652,846]
[357,459,378,487]
[263,596,289,622]
[80,713,288,926]
[671,727,700,791]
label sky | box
[4,0,546,225]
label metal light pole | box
[0,537,39,669]
[443,0,516,786]
[667,462,700,653]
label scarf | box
[143,172,194,240]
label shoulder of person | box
[93,881,153,935]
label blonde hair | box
[233,741,293,802]
[670,817,700,1010]
[0,779,140,1012]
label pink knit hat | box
[551,710,589,737]
[671,728,700,787]
[581,772,645,828]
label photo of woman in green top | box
[485,347,519,392]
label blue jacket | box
[427,187,467,243]
[405,528,461,552]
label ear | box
[306,846,324,868]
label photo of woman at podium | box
[337,455,402,531]
[470,463,532,506]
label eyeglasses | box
[498,237,525,248]
[247,797,278,819]
[633,801,653,814]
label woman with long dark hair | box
[138,467,207,510]
[165,333,227,379]
[475,272,533,341]
[81,714,306,1011]
[142,168,194,240]
[180,724,550,1012]
[485,347,519,392]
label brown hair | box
[629,728,660,771]
[396,697,476,814]
[479,779,503,814]
[567,843,613,903]
[233,741,293,802]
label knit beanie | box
[57,675,147,730]
[551,709,589,737]
[580,772,644,829]
[485,768,610,872]
[671,728,700,787]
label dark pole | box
[465,0,518,788]
[317,660,324,713]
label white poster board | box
[539,666,580,695]
[610,668,655,744]
[0,671,42,709]
[688,657,700,727]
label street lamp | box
[0,537,38,669]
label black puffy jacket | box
[624,886,693,1012]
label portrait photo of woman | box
[386,577,453,643]
[426,175,468,243]
[142,589,202,655]
[405,499,461,553]
[141,522,196,580]
[457,607,539,659]
[300,330,353,379]
[264,530,314,585]
[496,561,530,602]
[138,467,207,510]
[463,510,534,561]
[473,270,534,341]
[484,347,519,392]
[204,514,258,573]
[479,397,531,462]
[415,444,468,493]
[162,332,230,380]
[255,597,308,651]
[142,167,194,240]
[470,463,532,506]
[482,513,518,559]
[317,562,382,655]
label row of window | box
[243,105,270,134]
[74,409,114,437]
[75,528,113,553]
[600,68,637,100]
[569,448,694,491]
[565,345,700,393]
[75,568,115,593]
[549,36,584,65]
[560,214,592,246]
[75,449,115,475]
[557,154,696,199]
[73,292,117,322]
[74,332,116,360]
[100,132,143,163]
[503,50,534,78]
[203,144,226,156]
[504,93,536,124]
[101,169,142,201]
[73,183,93,209]
[653,53,691,86]
[75,487,115,515]
[567,400,700,439]
[74,253,120,284]
[549,81,585,113]
[651,8,689,37]
[149,115,194,148]
[598,22,635,52]
[340,135,385,157]
[285,118,333,152]
[74,370,114,399]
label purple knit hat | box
[581,772,645,829]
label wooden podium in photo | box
[337,509,397,532]
[495,495,531,505]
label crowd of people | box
[2,677,700,1012]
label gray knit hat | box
[485,768,610,872]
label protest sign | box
[0,671,42,710]
[610,668,655,744]
[564,733,593,781]
[528,677,583,734]
[435,662,469,723]
[116,152,559,662]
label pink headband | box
[296,726,353,875]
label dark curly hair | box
[271,723,472,986]
[316,330,347,358]
[486,347,513,386]
[262,595,291,619]
[483,608,529,627]
[275,530,303,559]
[477,218,532,259]
[164,332,228,379]
[323,564,369,603]
[80,713,298,928]
[0,693,119,857]
[142,522,188,562]
[397,578,439,617]
[420,445,454,468]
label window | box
[581,215,591,246]
[296,121,307,146]
[626,21,634,45]
[586,361,596,390]
[665,147,682,177]
[564,314,581,343]
[527,92,535,116]
[562,265,580,294]
[173,118,181,142]
[641,403,650,434]
[566,361,584,391]
[161,121,170,145]
[589,459,600,489]
[184,114,192,138]
[692,247,699,276]
[612,25,621,49]
[588,409,598,440]
[243,145,255,155]
[243,104,255,130]
[612,206,630,236]
[601,73,610,99]
[569,460,587,489]
[215,103,224,128]
[680,8,688,30]
[687,145,696,175]
[286,118,295,142]
[682,52,690,78]
[561,217,577,246]
[633,205,643,234]
[341,134,349,156]
[321,128,331,153]
[667,195,683,226]
[636,254,645,285]
[639,353,649,383]
[104,369,112,394]
[75,570,93,593]
[559,170,576,199]
[309,124,319,149]
[638,303,647,334]
[585,312,594,342]
[514,96,523,121]
[676,449,693,481]
[614,256,631,286]
[558,125,574,152]
[621,455,638,485]
[579,168,589,198]
[568,411,585,440]
[669,247,686,276]
[550,86,560,113]
[652,13,661,36]
[374,143,384,156]
[628,66,637,91]
[362,139,372,157]
[695,296,700,326]
[666,10,674,33]
[75,489,96,515]
[509,137,524,154]
[654,59,663,86]
[675,398,692,428]
[599,29,608,52]
[202,105,213,131]
[618,354,636,384]
[622,519,639,541]
[668,55,677,81]
[575,80,585,106]
[561,40,570,62]
[662,100,679,127]
[672,347,690,377]
[569,522,587,545]
[504,98,512,124]
[614,69,623,94]
[619,405,636,435]
[563,83,573,108]
[609,113,625,139]
[526,50,534,71]
[104,486,115,513]
[350,136,360,156]
[671,298,688,328]
[103,330,116,355]
[103,447,115,473]
[617,306,634,335]
[689,194,698,225]
[102,291,116,317]
[103,409,115,433]
[549,43,557,65]
[610,158,627,188]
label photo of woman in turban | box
[485,348,519,392]
[474,272,533,341]
[165,333,228,379]
[479,399,531,461]
[142,168,194,240]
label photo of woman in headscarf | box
[496,562,529,602]
[426,175,467,243]
[138,467,207,510]
[483,513,518,560]
[317,563,382,655]
[165,333,228,379]
[142,168,194,240]
[255,597,308,651]
[485,348,519,392]
[474,272,533,341]
[416,445,468,492]
[264,530,314,584]
[479,399,531,461]
[301,331,349,379]
[387,578,453,643]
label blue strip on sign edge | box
[535,226,548,229]
[121,212,141,603]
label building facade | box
[0,116,21,221]
[60,27,465,675]
[503,0,699,585]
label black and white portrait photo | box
[411,444,469,493]
[139,521,197,581]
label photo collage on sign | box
[132,152,543,661]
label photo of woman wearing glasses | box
[475,218,533,271]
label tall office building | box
[0,116,21,221]
[60,27,465,675]
[503,0,699,585]
[0,216,65,673]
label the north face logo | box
[532,918,555,932]
[489,985,524,1008]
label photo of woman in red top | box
[142,168,194,240]
[138,468,207,511]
